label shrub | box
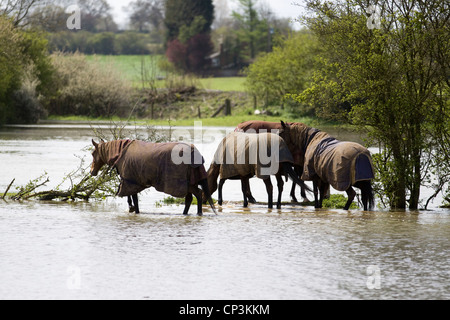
[47,52,131,117]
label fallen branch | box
[1,178,15,200]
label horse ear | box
[281,120,287,128]
[92,139,99,148]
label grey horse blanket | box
[213,132,294,179]
[303,132,374,191]
[112,140,206,198]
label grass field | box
[85,54,246,92]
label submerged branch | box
[1,179,15,200]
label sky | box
[107,0,305,30]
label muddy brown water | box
[0,122,448,299]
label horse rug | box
[113,140,206,198]
[213,132,294,180]
[303,134,374,191]
[235,120,303,165]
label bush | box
[0,16,54,125]
[47,52,131,117]
[244,31,318,111]
[10,64,48,124]
[166,33,213,74]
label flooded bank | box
[0,123,449,299]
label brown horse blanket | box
[303,132,374,191]
[213,132,294,179]
[110,140,206,198]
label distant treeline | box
[47,30,164,55]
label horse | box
[90,139,217,216]
[235,120,310,203]
[204,132,312,209]
[279,121,375,211]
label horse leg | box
[263,178,274,209]
[290,182,298,203]
[344,187,356,210]
[244,176,256,204]
[318,182,329,208]
[290,166,301,202]
[127,196,135,213]
[218,179,225,206]
[313,178,320,208]
[183,193,193,215]
[276,172,284,209]
[132,194,139,214]
[192,187,203,216]
[241,178,249,208]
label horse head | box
[90,139,106,176]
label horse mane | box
[288,123,312,150]
[99,139,134,167]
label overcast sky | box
[107,0,305,29]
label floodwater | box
[0,122,448,300]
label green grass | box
[322,194,358,209]
[199,77,246,92]
[47,114,330,129]
[85,54,165,84]
[85,54,246,92]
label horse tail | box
[282,162,313,194]
[356,180,375,211]
[199,178,218,215]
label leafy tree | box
[164,0,214,42]
[232,0,269,61]
[297,0,450,209]
[127,0,164,32]
[245,31,318,110]
[164,0,214,73]
[0,16,23,124]
[0,15,54,124]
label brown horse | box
[235,120,310,202]
[90,139,216,215]
[279,122,375,210]
[205,132,311,209]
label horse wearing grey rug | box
[205,132,311,209]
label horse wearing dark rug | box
[90,139,216,215]
[279,122,375,210]
[235,120,309,202]
[205,132,311,209]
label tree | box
[297,0,450,209]
[0,15,53,125]
[127,0,164,32]
[164,0,214,42]
[0,0,43,26]
[245,31,318,109]
[232,0,269,61]
[78,0,117,32]
[164,0,214,73]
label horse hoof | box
[129,206,135,213]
